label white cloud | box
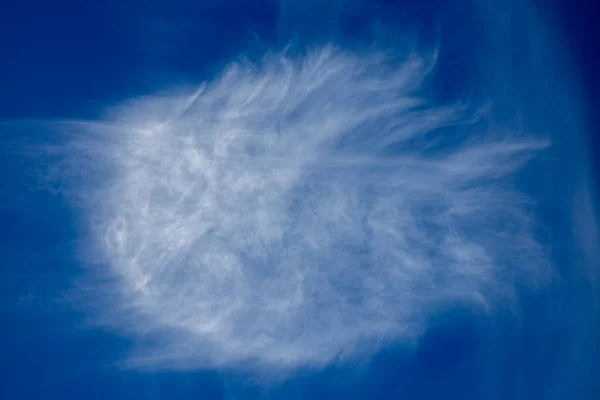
[59,45,548,371]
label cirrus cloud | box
[55,45,549,370]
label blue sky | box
[1,1,598,399]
